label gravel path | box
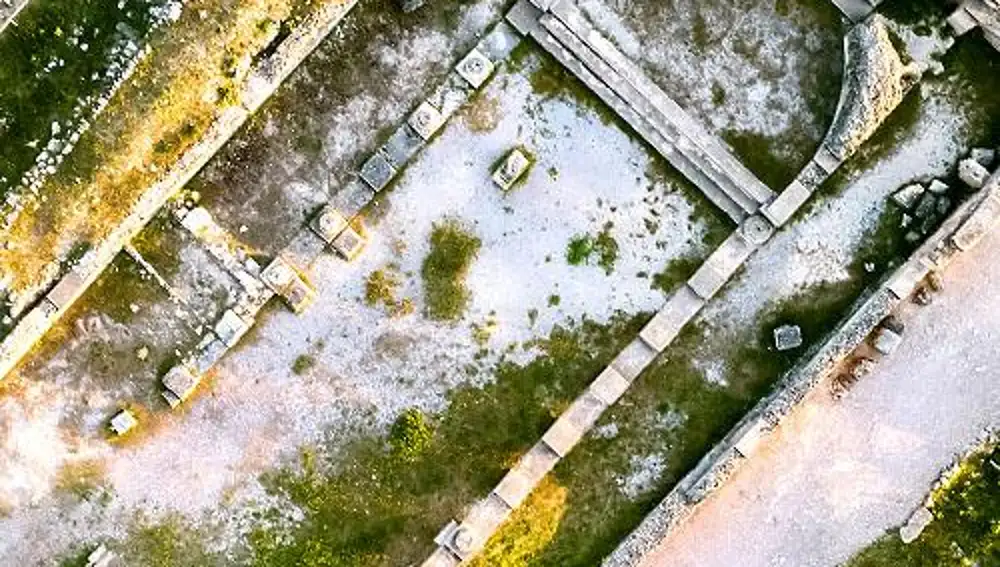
[636,226,1000,567]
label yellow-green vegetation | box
[247,314,645,566]
[55,459,108,501]
[388,408,434,462]
[565,223,619,275]
[651,255,703,294]
[291,354,316,375]
[845,440,1000,567]
[421,219,481,321]
[118,514,219,566]
[364,266,414,317]
[0,0,320,295]
[469,477,569,567]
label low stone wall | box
[0,0,360,382]
[603,166,1000,567]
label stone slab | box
[639,284,704,352]
[191,337,228,376]
[359,151,397,192]
[162,364,200,408]
[451,494,512,558]
[328,179,375,219]
[813,144,842,173]
[492,441,560,509]
[310,205,349,245]
[407,102,445,142]
[477,21,523,62]
[282,228,328,273]
[762,180,812,228]
[421,547,460,567]
[610,337,658,381]
[332,225,366,261]
[46,269,87,310]
[952,190,1000,251]
[214,309,251,347]
[426,74,474,120]
[885,259,931,300]
[506,0,545,36]
[541,391,605,457]
[589,366,631,405]
[455,48,495,89]
[687,232,754,300]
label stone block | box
[892,183,925,209]
[477,21,523,62]
[541,391,605,457]
[261,256,316,313]
[589,366,631,405]
[86,543,116,567]
[639,285,704,352]
[762,180,811,227]
[382,123,425,169]
[773,324,803,351]
[506,0,545,36]
[46,269,86,310]
[421,546,460,567]
[282,228,327,272]
[332,225,366,261]
[310,205,349,245]
[873,327,903,355]
[456,48,495,89]
[740,215,775,246]
[492,441,559,509]
[214,309,251,347]
[959,158,990,189]
[426,75,473,119]
[492,148,532,191]
[885,260,931,300]
[927,179,950,195]
[162,364,200,408]
[610,337,658,381]
[359,151,397,192]
[900,507,934,544]
[109,410,137,436]
[328,179,374,219]
[191,337,228,376]
[970,147,996,168]
[813,144,842,174]
[732,417,768,459]
[407,102,446,142]
[687,232,754,300]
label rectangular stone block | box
[359,151,397,192]
[506,0,544,36]
[687,232,754,300]
[477,21,523,62]
[639,284,704,352]
[309,205,348,245]
[46,269,87,310]
[455,48,495,89]
[381,124,424,168]
[407,102,446,142]
[589,366,630,405]
[762,180,812,228]
[426,74,473,119]
[329,179,375,219]
[814,143,843,173]
[492,441,559,509]
[884,260,931,300]
[283,228,328,272]
[610,337,658,381]
[191,337,228,376]
[952,191,1000,251]
[732,417,768,459]
[162,364,200,408]
[214,309,251,347]
[542,391,605,457]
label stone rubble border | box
[0,0,360,383]
[604,165,1000,566]
[421,6,919,566]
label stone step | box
[528,21,747,222]
[545,1,774,209]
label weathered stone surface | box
[959,158,990,189]
[328,179,375,219]
[640,285,704,352]
[953,191,1000,251]
[687,232,754,300]
[214,309,251,347]
[382,123,425,168]
[45,269,87,310]
[477,21,523,62]
[455,48,495,88]
[773,324,803,351]
[971,147,996,168]
[407,101,446,142]
[740,215,775,245]
[892,183,925,209]
[310,205,348,245]
[85,543,117,567]
[541,391,605,457]
[493,442,560,509]
[610,337,658,381]
[359,151,397,192]
[162,364,200,408]
[762,180,811,227]
[914,193,937,219]
[928,179,950,195]
[492,148,532,191]
[332,225,366,261]
[589,366,631,405]
[421,546,460,567]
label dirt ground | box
[635,224,1000,567]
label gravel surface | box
[635,226,1000,567]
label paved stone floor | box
[636,228,1000,567]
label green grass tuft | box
[421,219,481,321]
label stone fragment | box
[310,205,348,245]
[382,123,425,167]
[109,409,138,436]
[970,147,996,168]
[927,179,949,195]
[214,309,251,347]
[86,543,116,567]
[850,357,877,380]
[873,327,903,355]
[773,324,803,351]
[936,196,952,216]
[892,183,924,209]
[492,148,532,191]
[914,193,937,219]
[397,0,425,13]
[162,364,200,408]
[958,158,990,189]
[901,213,913,228]
[899,507,934,544]
[136,346,149,361]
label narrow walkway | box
[508,0,774,222]
[631,228,1000,567]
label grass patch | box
[388,408,434,462]
[291,354,315,375]
[247,313,646,566]
[470,477,569,567]
[564,224,619,274]
[421,219,481,321]
[723,130,798,192]
[118,514,219,567]
[651,255,703,294]
[845,440,1000,566]
[364,266,414,318]
[55,459,108,501]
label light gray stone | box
[892,183,925,209]
[109,409,138,436]
[959,158,990,189]
[899,507,934,544]
[310,205,348,245]
[773,324,803,351]
[541,391,605,457]
[762,180,811,227]
[927,179,950,195]
[970,147,996,168]
[162,364,200,408]
[456,48,495,89]
[382,123,425,167]
[687,232,754,300]
[493,441,559,509]
[214,309,251,347]
[492,148,532,191]
[873,326,903,355]
[329,179,374,219]
[610,337,658,381]
[639,285,704,352]
[407,101,446,142]
[332,225,366,261]
[740,215,775,246]
[589,366,631,405]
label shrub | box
[389,408,433,462]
